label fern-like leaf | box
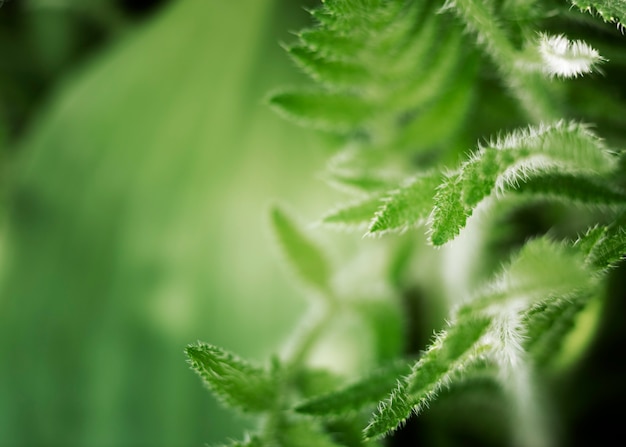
[185,343,277,413]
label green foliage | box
[364,317,491,439]
[296,359,412,417]
[189,1,626,446]
[186,343,278,413]
[569,0,626,27]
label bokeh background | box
[0,0,340,445]
[2,1,626,447]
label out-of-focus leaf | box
[268,89,374,132]
[271,205,333,297]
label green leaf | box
[185,343,277,413]
[510,171,626,204]
[295,359,412,417]
[523,292,591,367]
[268,89,374,133]
[321,196,384,229]
[495,238,593,297]
[458,237,595,317]
[429,121,619,245]
[367,171,441,235]
[364,317,492,439]
[579,218,626,270]
[298,28,363,60]
[271,206,333,296]
[323,170,395,194]
[286,44,370,89]
[570,0,626,27]
[428,172,470,246]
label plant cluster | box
[186,1,626,446]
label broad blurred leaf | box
[0,1,327,445]
[271,205,333,297]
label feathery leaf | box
[537,33,605,78]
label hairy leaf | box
[523,293,591,367]
[367,171,441,235]
[537,33,605,78]
[509,171,626,204]
[364,317,491,439]
[428,121,619,245]
[428,172,469,246]
[295,359,411,417]
[458,237,595,317]
[569,0,626,27]
[185,343,277,413]
[578,218,626,270]
[271,206,332,296]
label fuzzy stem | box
[488,308,554,447]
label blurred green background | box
[2,2,626,447]
[0,0,338,445]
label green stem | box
[285,303,336,369]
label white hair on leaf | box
[537,33,606,78]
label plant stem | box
[284,302,337,369]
